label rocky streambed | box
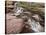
[5,1,45,34]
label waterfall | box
[27,18,44,32]
[14,3,24,16]
[13,2,44,32]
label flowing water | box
[13,3,44,32]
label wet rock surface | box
[5,1,45,34]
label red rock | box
[6,13,24,34]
